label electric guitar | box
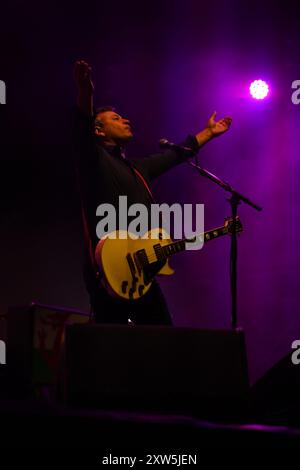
[95,217,243,301]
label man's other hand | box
[206,111,232,138]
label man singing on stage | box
[73,60,232,325]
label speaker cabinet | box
[65,324,249,419]
[6,302,89,397]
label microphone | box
[159,138,194,154]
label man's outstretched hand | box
[206,111,232,137]
[196,111,232,147]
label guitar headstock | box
[224,216,243,234]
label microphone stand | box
[187,160,262,330]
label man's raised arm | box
[74,60,94,116]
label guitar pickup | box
[128,288,135,299]
[126,253,136,279]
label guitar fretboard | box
[161,225,229,257]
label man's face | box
[95,111,133,146]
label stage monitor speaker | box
[65,324,249,419]
[6,302,89,397]
[252,352,300,425]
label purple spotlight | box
[249,79,269,100]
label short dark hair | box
[94,106,116,128]
[94,106,116,118]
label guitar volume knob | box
[138,285,145,296]
[121,281,128,293]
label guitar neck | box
[161,224,230,258]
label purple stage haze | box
[1,0,300,385]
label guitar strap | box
[132,167,155,202]
[82,165,154,269]
[132,165,167,238]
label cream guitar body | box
[95,228,174,301]
[95,218,242,301]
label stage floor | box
[0,398,300,450]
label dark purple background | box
[1,0,300,383]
